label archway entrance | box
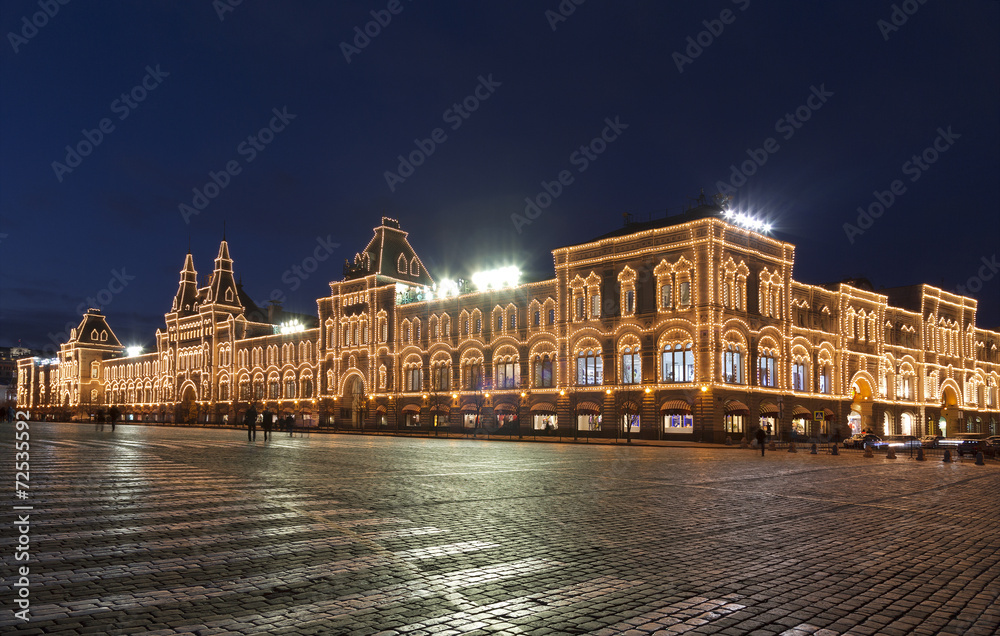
[940,385,959,437]
[849,378,874,434]
[178,385,197,424]
[344,376,366,428]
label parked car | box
[942,433,988,457]
[983,439,1000,459]
[843,433,884,449]
[883,434,921,449]
[919,435,942,448]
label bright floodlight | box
[472,266,520,291]
[126,345,143,357]
[279,320,304,335]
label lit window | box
[792,362,806,391]
[757,353,776,387]
[679,281,690,307]
[621,346,641,384]
[533,356,553,388]
[661,283,672,309]
[577,350,603,386]
[721,344,742,384]
[662,343,694,383]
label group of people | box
[243,405,296,441]
[93,406,121,431]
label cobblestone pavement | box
[3,422,999,635]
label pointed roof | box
[207,239,241,308]
[346,217,434,286]
[70,309,123,348]
[172,252,199,315]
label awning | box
[401,403,420,413]
[576,401,602,414]
[759,401,779,416]
[660,399,692,413]
[530,402,557,414]
[374,404,386,414]
[620,400,640,412]
[792,405,811,418]
[429,404,450,414]
[823,408,835,419]
[493,402,518,414]
[724,400,749,414]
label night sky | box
[2,1,998,355]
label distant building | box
[1,346,37,409]
[18,210,1000,439]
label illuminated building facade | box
[18,210,1000,441]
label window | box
[758,353,776,387]
[509,312,516,329]
[662,343,694,383]
[591,295,601,318]
[625,290,634,313]
[576,296,585,320]
[219,383,229,401]
[661,283,672,309]
[475,317,481,333]
[548,309,555,324]
[254,381,264,400]
[679,281,690,307]
[621,346,641,384]
[268,380,280,399]
[285,379,296,398]
[792,362,806,391]
[406,368,423,392]
[533,356,553,388]
[722,344,742,384]
[495,361,518,388]
[577,350,603,385]
[465,363,483,390]
[533,311,540,327]
[497,314,503,330]
[818,365,831,394]
[432,366,449,391]
[900,375,913,399]
[301,378,313,398]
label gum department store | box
[17,206,1000,441]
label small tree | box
[617,388,642,444]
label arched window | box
[757,351,776,387]
[533,355,553,388]
[577,350,603,386]
[621,346,641,384]
[721,343,742,384]
[662,343,694,383]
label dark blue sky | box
[2,1,998,353]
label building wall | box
[17,216,1000,439]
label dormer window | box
[225,288,234,302]
[398,254,407,273]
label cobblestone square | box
[3,422,999,635]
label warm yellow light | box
[520,392,526,397]
[559,390,565,396]
[484,393,490,398]
[700,385,708,392]
[644,387,651,394]
[451,393,457,399]
[606,388,612,394]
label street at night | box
[3,422,999,635]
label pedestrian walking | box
[109,405,120,432]
[245,404,258,441]
[262,409,273,441]
[286,414,294,436]
[756,427,766,456]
